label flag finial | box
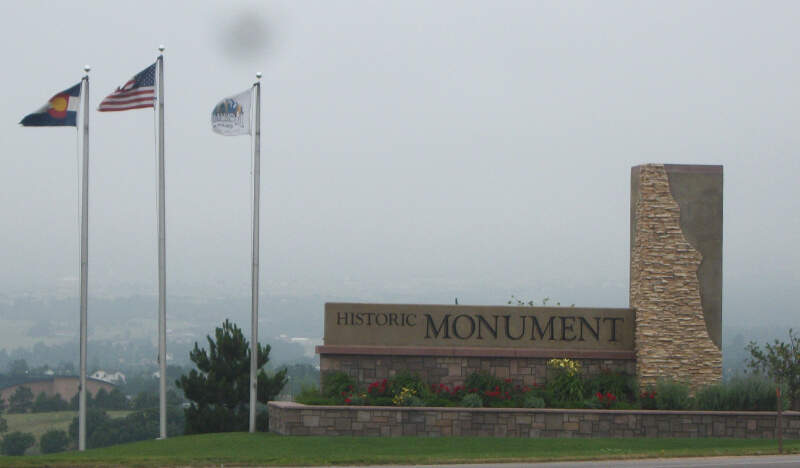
[159,45,165,53]
[256,72,262,80]
[84,65,90,75]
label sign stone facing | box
[630,164,723,389]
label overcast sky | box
[1,1,798,327]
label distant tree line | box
[0,317,297,454]
[1,387,129,414]
[0,385,177,415]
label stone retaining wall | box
[320,353,635,389]
[269,401,800,439]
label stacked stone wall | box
[321,354,635,389]
[270,402,800,439]
[630,164,722,389]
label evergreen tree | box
[7,387,34,414]
[32,392,69,412]
[176,319,287,434]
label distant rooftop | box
[0,374,115,390]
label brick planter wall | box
[319,352,635,389]
[269,401,800,439]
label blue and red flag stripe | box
[20,83,81,127]
[98,62,156,112]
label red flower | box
[344,398,351,404]
[504,378,512,384]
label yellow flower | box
[547,358,581,376]
[392,387,417,405]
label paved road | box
[321,455,800,468]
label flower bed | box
[299,359,786,412]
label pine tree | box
[176,319,287,433]
[7,387,33,414]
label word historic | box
[324,303,634,351]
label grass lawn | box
[3,410,131,455]
[0,433,798,467]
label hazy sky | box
[1,1,798,326]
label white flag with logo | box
[211,88,252,136]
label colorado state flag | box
[20,82,81,126]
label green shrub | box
[347,394,367,405]
[726,375,784,411]
[426,396,459,407]
[460,393,483,408]
[612,400,637,410]
[93,388,130,410]
[40,429,69,454]
[464,372,510,405]
[69,407,185,449]
[654,379,692,410]
[638,387,657,409]
[464,372,504,393]
[294,386,336,405]
[68,408,110,445]
[523,395,545,408]
[546,359,584,403]
[585,371,637,401]
[402,396,425,407]
[367,395,394,406]
[321,372,357,400]
[694,375,780,411]
[1,431,35,456]
[694,384,725,411]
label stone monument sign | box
[318,163,723,391]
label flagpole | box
[78,65,90,452]
[249,72,262,433]
[156,45,168,440]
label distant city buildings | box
[90,370,127,385]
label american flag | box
[98,62,156,112]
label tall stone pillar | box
[630,164,722,390]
